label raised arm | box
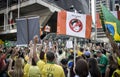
[105,29,120,57]
[33,35,39,63]
[8,58,13,71]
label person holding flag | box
[100,4,120,77]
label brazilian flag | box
[100,5,120,42]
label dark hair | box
[68,55,74,60]
[88,58,101,77]
[80,48,84,52]
[75,59,89,77]
[32,58,36,66]
[58,50,62,55]
[61,59,68,65]
[46,51,55,62]
[40,51,45,60]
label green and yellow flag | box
[100,5,120,42]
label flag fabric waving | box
[105,22,120,41]
[57,11,92,39]
[100,5,120,42]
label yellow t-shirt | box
[37,60,46,71]
[29,66,42,77]
[42,63,65,77]
[24,63,42,77]
[77,50,83,56]
[24,63,31,77]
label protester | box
[105,55,118,77]
[33,35,65,77]
[96,50,108,77]
[112,57,120,77]
[24,41,41,77]
[8,57,24,77]
[75,59,89,77]
[42,51,65,77]
[60,59,68,77]
[88,58,101,77]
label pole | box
[18,0,20,18]
[4,14,6,30]
[27,18,29,47]
[112,0,115,11]
[73,7,77,67]
[91,0,97,42]
[6,0,9,30]
[74,38,77,66]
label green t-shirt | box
[99,54,108,73]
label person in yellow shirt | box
[33,35,65,77]
[24,59,42,77]
[77,48,84,57]
[42,51,65,77]
[24,40,44,77]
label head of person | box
[14,58,23,77]
[88,58,97,68]
[14,58,23,69]
[46,51,55,62]
[58,49,63,55]
[84,51,90,58]
[75,59,89,77]
[80,48,84,52]
[60,59,68,67]
[96,50,102,57]
[108,55,116,65]
[88,58,101,77]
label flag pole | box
[74,37,77,66]
[91,0,97,42]
[73,8,77,67]
[112,0,115,11]
[70,4,77,68]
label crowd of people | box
[0,31,120,77]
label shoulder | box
[37,60,45,70]
[54,64,64,70]
[37,60,45,65]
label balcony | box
[0,0,62,37]
[0,23,17,34]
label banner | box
[57,11,92,38]
[16,16,40,45]
[28,16,40,42]
[16,18,28,45]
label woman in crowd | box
[88,58,101,77]
[75,59,89,77]
[8,57,24,77]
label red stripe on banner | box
[85,15,92,39]
[57,10,67,35]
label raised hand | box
[33,35,39,44]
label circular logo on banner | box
[69,19,83,32]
